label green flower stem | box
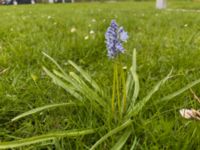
[115,64,121,116]
[111,64,116,114]
[120,65,127,114]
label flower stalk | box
[105,19,129,121]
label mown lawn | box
[0,1,200,149]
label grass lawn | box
[0,1,200,149]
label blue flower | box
[105,20,128,58]
[118,27,129,42]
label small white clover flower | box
[47,16,52,19]
[90,30,95,34]
[123,66,127,70]
[184,24,188,27]
[84,36,89,40]
[70,27,76,33]
[92,19,96,23]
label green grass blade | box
[127,49,139,112]
[43,67,82,100]
[131,49,140,105]
[126,49,137,98]
[132,48,137,73]
[53,70,82,90]
[126,70,172,118]
[42,52,67,76]
[11,102,77,122]
[129,71,139,110]
[0,129,96,149]
[69,71,85,85]
[126,72,134,100]
[111,127,132,150]
[160,78,200,103]
[69,71,107,108]
[68,60,101,93]
[90,119,133,150]
[130,137,138,150]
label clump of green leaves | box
[1,48,200,149]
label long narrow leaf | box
[90,119,133,150]
[160,78,200,102]
[132,48,137,73]
[126,72,134,98]
[126,70,172,118]
[0,129,96,149]
[127,49,139,112]
[130,137,138,150]
[69,71,107,108]
[111,127,132,150]
[53,70,82,91]
[131,49,140,106]
[129,71,139,110]
[126,50,136,98]
[42,52,67,76]
[11,103,78,122]
[54,70,105,107]
[68,60,101,93]
[43,67,82,100]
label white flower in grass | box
[123,66,127,70]
[92,19,96,23]
[70,27,76,33]
[90,30,95,35]
[84,36,89,40]
[47,16,52,19]
[184,24,188,27]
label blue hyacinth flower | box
[105,20,128,58]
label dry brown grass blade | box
[190,88,200,104]
[0,68,9,75]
